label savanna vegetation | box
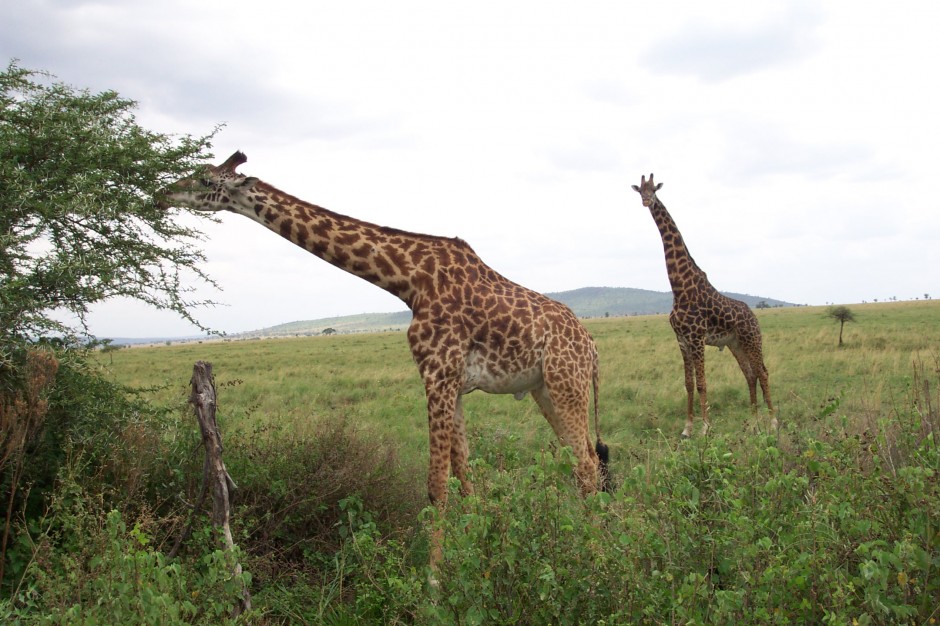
[4,301,936,624]
[1,61,937,624]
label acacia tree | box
[826,305,856,348]
[0,61,219,348]
[0,61,220,590]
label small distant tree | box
[95,338,124,364]
[322,328,337,336]
[756,300,770,309]
[826,305,856,348]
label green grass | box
[100,300,940,465]
[25,299,933,623]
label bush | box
[218,419,427,593]
[0,476,252,625]
[429,449,622,625]
[0,345,198,595]
[420,411,939,624]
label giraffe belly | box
[462,356,543,396]
[705,331,737,349]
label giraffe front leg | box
[424,378,461,577]
[690,344,710,437]
[426,431,449,581]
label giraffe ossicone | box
[632,173,777,438]
[162,151,611,568]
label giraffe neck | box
[238,181,476,309]
[648,196,708,294]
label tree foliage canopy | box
[0,61,218,346]
[826,305,856,324]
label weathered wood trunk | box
[187,360,252,616]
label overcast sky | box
[4,1,939,338]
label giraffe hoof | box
[680,432,691,440]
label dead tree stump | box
[186,360,251,616]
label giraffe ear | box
[238,176,259,189]
[655,183,663,191]
[631,185,640,192]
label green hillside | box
[239,286,794,337]
[237,310,413,337]
[545,286,791,318]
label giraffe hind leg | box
[694,356,710,437]
[679,348,697,438]
[450,396,473,496]
[729,344,759,415]
[732,343,778,431]
[531,385,600,495]
[757,361,778,430]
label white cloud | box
[2,0,938,337]
[640,3,822,81]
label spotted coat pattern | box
[164,152,608,562]
[632,174,776,438]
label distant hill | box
[545,286,791,318]
[237,311,414,338]
[236,287,794,337]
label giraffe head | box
[631,173,663,207]
[158,151,259,212]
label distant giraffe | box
[631,173,776,438]
[162,151,609,566]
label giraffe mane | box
[251,179,481,253]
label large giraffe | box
[161,151,609,561]
[631,173,776,438]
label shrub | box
[0,477,252,625]
[420,411,939,624]
[0,344,198,595]
[220,418,426,588]
[427,448,625,625]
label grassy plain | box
[101,300,939,472]
[85,300,939,622]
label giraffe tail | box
[595,439,610,493]
[592,350,611,493]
